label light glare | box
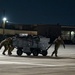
[3,17,7,21]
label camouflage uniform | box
[51,36,65,57]
[0,37,14,55]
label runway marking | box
[0,61,75,67]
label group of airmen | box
[0,37,14,55]
[0,35,65,57]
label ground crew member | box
[7,37,14,55]
[0,37,14,55]
[50,35,65,57]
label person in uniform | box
[50,35,65,57]
[0,37,14,55]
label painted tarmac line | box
[0,61,75,67]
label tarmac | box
[0,45,75,75]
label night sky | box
[0,0,75,25]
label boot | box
[2,52,6,55]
